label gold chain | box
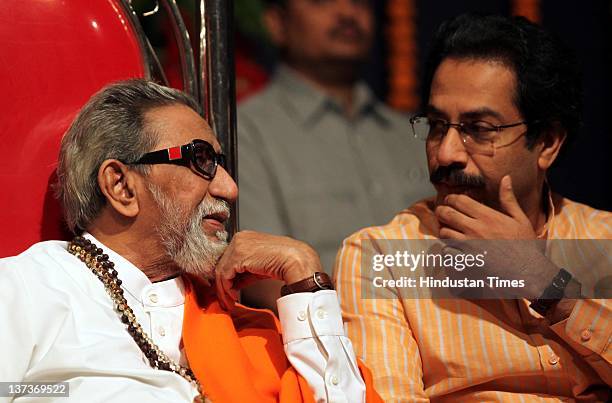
[68,236,208,402]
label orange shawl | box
[182,276,381,403]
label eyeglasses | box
[409,115,532,156]
[132,139,226,180]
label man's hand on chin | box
[433,175,560,299]
[213,230,322,310]
[434,175,536,240]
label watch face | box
[552,268,572,289]
[313,272,333,291]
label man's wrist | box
[284,267,319,285]
[529,268,580,316]
[281,245,323,284]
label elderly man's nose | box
[208,166,238,203]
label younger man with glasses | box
[334,14,611,401]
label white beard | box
[147,183,230,281]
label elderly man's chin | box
[147,183,231,282]
[201,218,229,242]
[171,228,228,283]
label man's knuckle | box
[436,205,448,215]
[458,194,472,205]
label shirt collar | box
[82,233,185,308]
[537,181,556,239]
[274,64,388,127]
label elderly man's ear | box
[97,160,141,218]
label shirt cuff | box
[276,290,344,345]
[550,299,611,361]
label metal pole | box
[196,0,238,236]
[160,0,198,99]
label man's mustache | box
[430,166,486,188]
[328,18,367,41]
[200,197,231,219]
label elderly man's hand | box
[214,230,323,310]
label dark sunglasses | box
[132,139,226,180]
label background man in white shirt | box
[0,79,379,403]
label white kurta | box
[0,235,365,403]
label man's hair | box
[422,13,582,148]
[56,79,200,233]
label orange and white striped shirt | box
[334,193,611,402]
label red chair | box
[0,1,149,257]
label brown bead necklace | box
[68,236,207,402]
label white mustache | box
[199,197,231,219]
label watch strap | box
[280,272,334,297]
[530,268,573,316]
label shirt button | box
[316,309,327,320]
[548,355,559,365]
[158,327,166,337]
[580,329,592,342]
[330,375,339,386]
[149,293,158,304]
[297,311,307,321]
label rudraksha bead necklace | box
[68,236,206,402]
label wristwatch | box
[529,268,575,316]
[280,272,334,296]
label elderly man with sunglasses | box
[334,14,611,402]
[0,79,381,403]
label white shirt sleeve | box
[277,290,366,403]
